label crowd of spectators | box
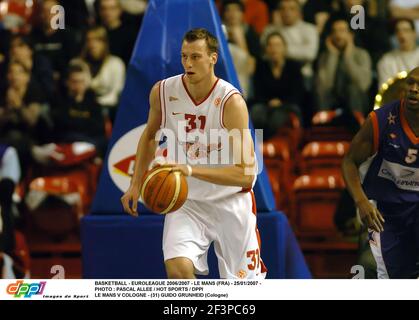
[2,0,418,171]
[217,0,419,137]
[1,0,419,278]
[0,0,145,176]
[0,0,145,278]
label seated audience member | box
[0,61,51,172]
[51,62,107,157]
[300,0,332,34]
[9,35,55,97]
[31,0,82,80]
[221,23,255,98]
[261,0,319,89]
[390,0,419,40]
[222,0,261,60]
[97,0,139,66]
[321,0,391,67]
[377,18,419,87]
[59,0,96,29]
[316,18,372,120]
[251,32,303,138]
[218,0,269,35]
[80,26,126,122]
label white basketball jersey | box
[158,74,246,201]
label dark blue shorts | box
[369,202,419,279]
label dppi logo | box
[6,280,46,298]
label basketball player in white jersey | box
[121,28,267,279]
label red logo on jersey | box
[237,269,247,279]
[183,142,222,160]
[214,97,221,107]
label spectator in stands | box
[0,61,51,172]
[222,0,261,61]
[226,32,255,99]
[51,62,107,156]
[251,32,303,138]
[59,0,97,29]
[390,0,419,40]
[316,18,372,117]
[266,0,332,31]
[300,0,332,34]
[261,0,319,90]
[112,0,146,37]
[31,0,82,80]
[377,18,419,87]
[97,0,139,66]
[321,0,391,68]
[80,26,125,122]
[9,35,55,97]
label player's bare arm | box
[171,94,256,188]
[342,115,385,232]
[121,81,162,216]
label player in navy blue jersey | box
[343,67,419,279]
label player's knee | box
[165,257,195,279]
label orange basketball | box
[140,166,188,214]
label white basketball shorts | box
[162,191,267,279]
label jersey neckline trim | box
[181,74,220,106]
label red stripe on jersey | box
[401,100,419,144]
[158,81,164,128]
[250,191,268,274]
[219,89,235,127]
[370,111,379,153]
[219,89,238,129]
[250,190,257,216]
[162,80,167,128]
[182,75,219,106]
[221,92,241,129]
[256,228,268,274]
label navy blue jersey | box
[361,100,419,203]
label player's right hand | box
[356,199,385,233]
[149,156,175,169]
[121,185,141,217]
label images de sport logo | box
[6,280,46,298]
